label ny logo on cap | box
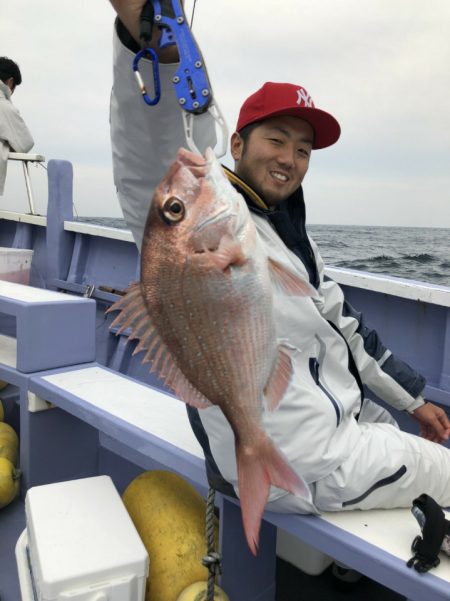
[296,87,314,108]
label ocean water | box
[308,224,450,288]
[78,217,450,288]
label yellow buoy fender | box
[0,457,20,509]
[0,400,4,422]
[0,422,19,465]
[0,380,8,391]
[176,582,230,601]
[123,470,218,601]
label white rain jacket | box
[0,81,34,195]
[111,26,450,513]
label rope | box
[190,0,198,28]
[202,487,222,601]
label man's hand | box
[110,0,147,44]
[109,0,182,63]
[411,402,450,444]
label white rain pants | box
[267,400,450,514]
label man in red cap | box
[227,81,339,208]
[109,0,450,548]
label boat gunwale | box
[2,211,449,307]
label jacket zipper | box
[309,358,342,426]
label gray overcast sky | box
[1,0,449,227]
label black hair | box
[236,122,262,162]
[0,57,22,87]
[237,122,261,143]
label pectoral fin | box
[264,345,293,411]
[268,258,316,296]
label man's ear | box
[230,132,243,161]
[5,77,15,93]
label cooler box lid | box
[25,475,148,600]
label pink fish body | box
[109,148,313,554]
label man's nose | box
[276,144,295,167]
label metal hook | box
[133,48,161,106]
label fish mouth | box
[193,207,237,233]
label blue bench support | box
[23,363,450,601]
[19,389,100,492]
[45,160,75,288]
[219,496,277,601]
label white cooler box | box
[15,476,149,601]
[0,247,33,285]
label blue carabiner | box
[132,48,161,106]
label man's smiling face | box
[231,115,314,207]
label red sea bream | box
[109,147,313,554]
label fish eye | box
[161,196,185,224]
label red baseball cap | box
[236,82,341,149]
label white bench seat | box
[28,365,206,489]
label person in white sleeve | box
[0,57,34,196]
[108,1,450,517]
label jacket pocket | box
[342,464,407,507]
[309,357,343,427]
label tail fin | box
[236,435,310,555]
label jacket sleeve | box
[110,21,216,250]
[309,236,426,413]
[0,101,34,153]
